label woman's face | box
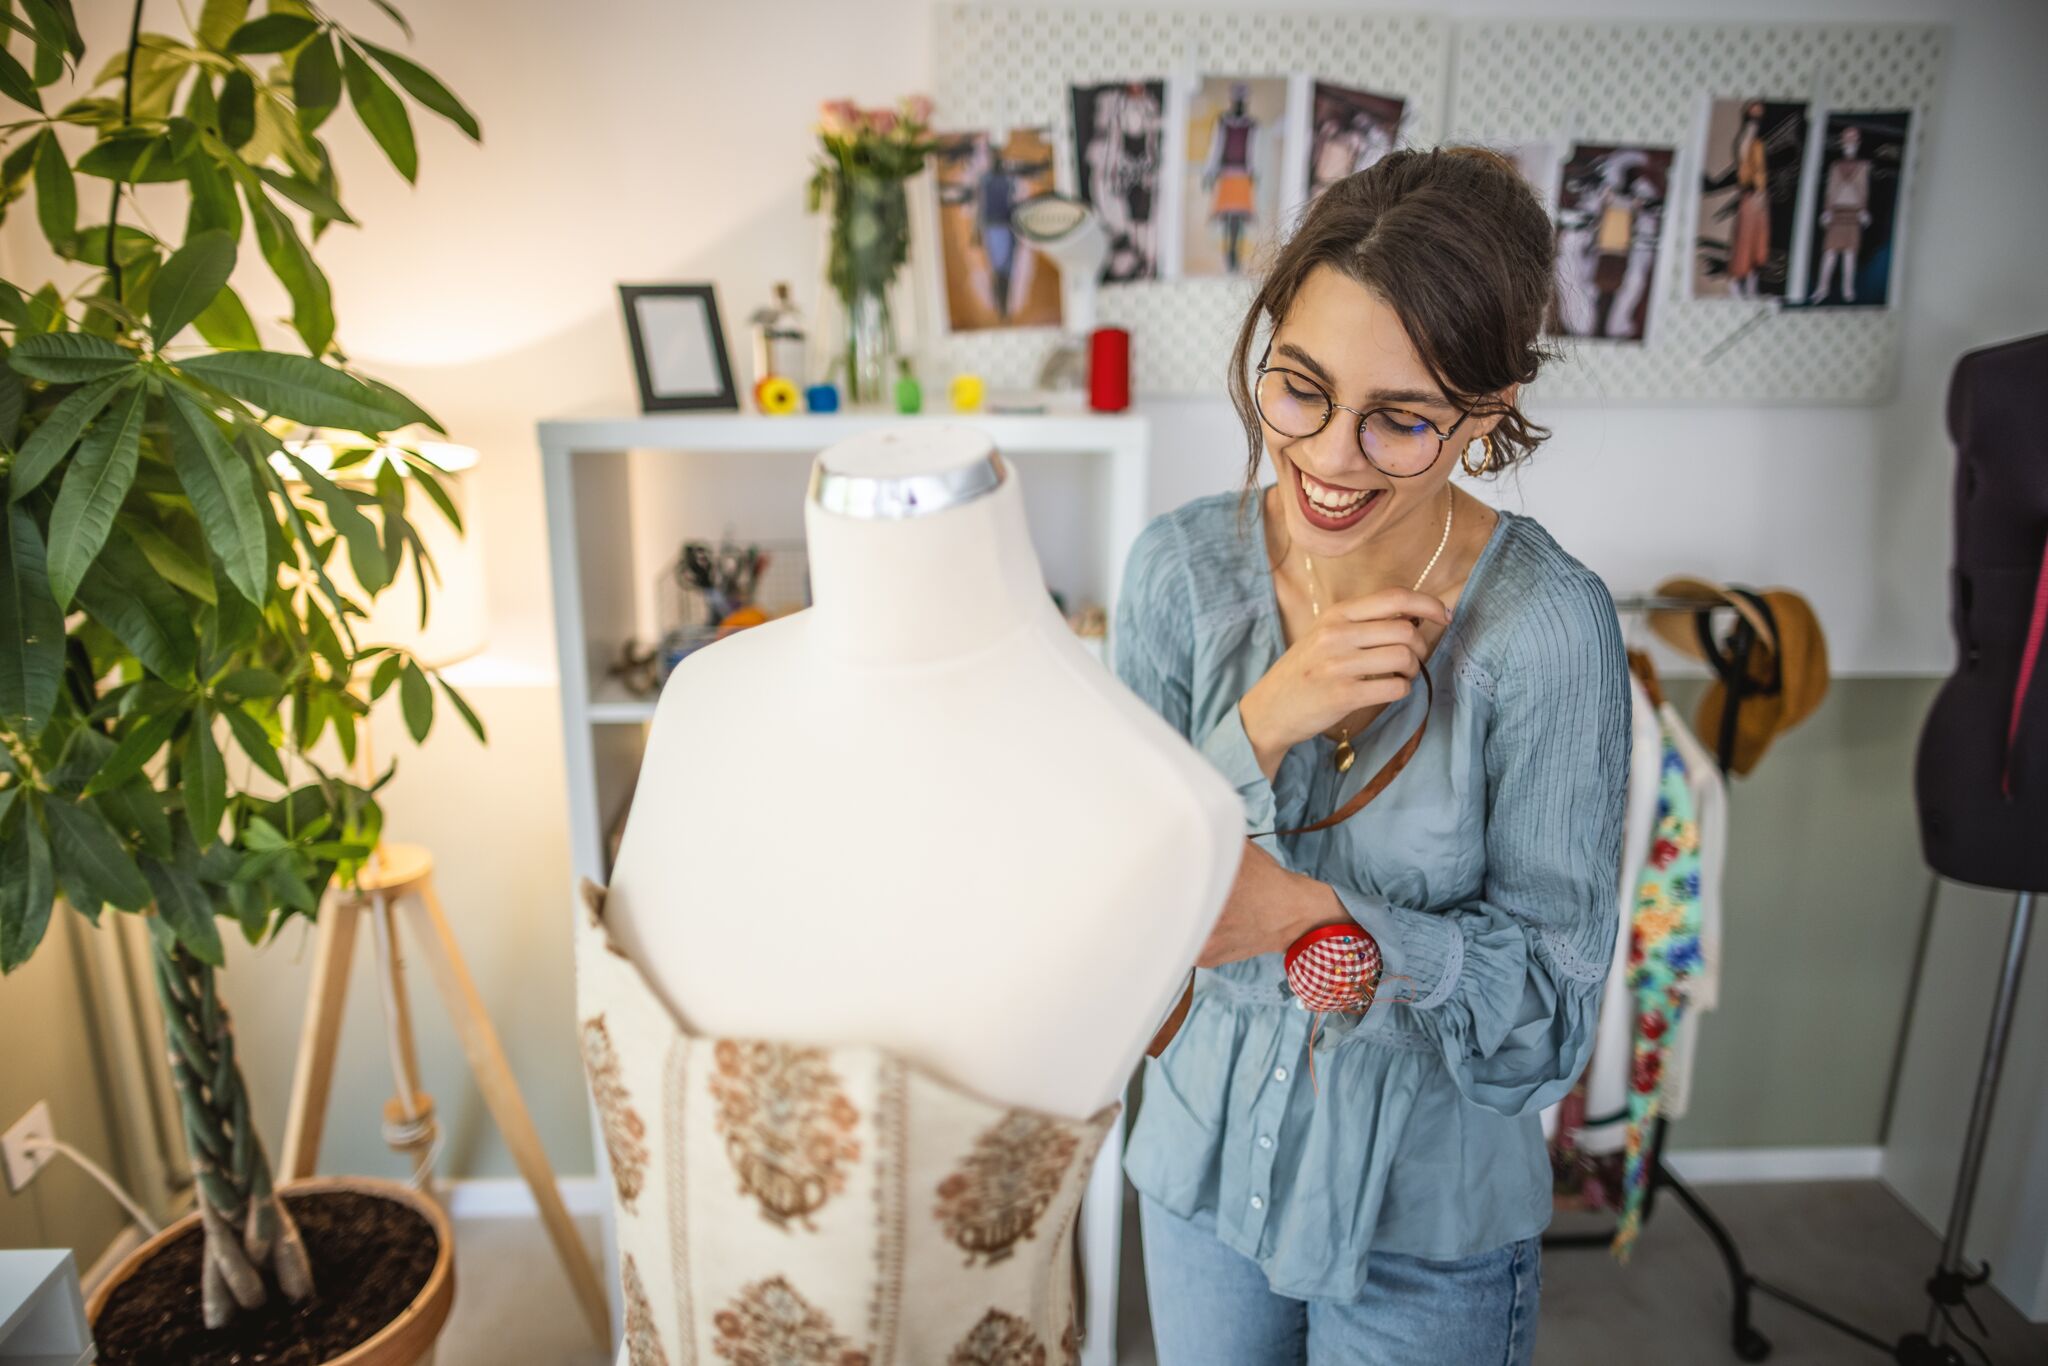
[1260,263,1496,560]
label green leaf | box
[217,667,282,697]
[76,535,197,685]
[140,853,222,965]
[254,165,354,225]
[0,804,55,971]
[438,674,485,742]
[162,386,271,608]
[401,453,461,532]
[181,350,409,433]
[220,701,286,782]
[190,283,260,351]
[186,704,226,848]
[76,133,183,183]
[47,379,149,607]
[184,148,242,241]
[123,522,213,608]
[356,375,440,434]
[284,450,387,593]
[147,228,237,348]
[21,0,83,62]
[341,42,415,183]
[293,33,340,132]
[96,778,172,859]
[244,188,332,355]
[367,0,413,39]
[9,332,135,384]
[0,505,63,738]
[82,710,177,797]
[218,69,255,148]
[32,129,72,252]
[359,40,478,141]
[45,796,153,913]
[398,659,432,741]
[0,365,24,447]
[196,0,252,49]
[227,13,317,53]
[7,371,129,500]
[369,650,402,699]
[0,42,43,113]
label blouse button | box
[1259,1134,1274,1150]
[1250,1195,1265,1210]
[1273,1066,1289,1083]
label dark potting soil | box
[95,1189,438,1366]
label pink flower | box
[866,107,898,136]
[902,94,933,126]
[818,99,859,136]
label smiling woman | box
[1113,147,1630,1366]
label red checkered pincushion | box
[1284,922,1384,1014]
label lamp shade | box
[280,430,489,669]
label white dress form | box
[605,425,1242,1120]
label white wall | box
[6,0,2044,1192]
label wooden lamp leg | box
[401,873,612,1349]
[279,900,363,1182]
[369,890,440,1190]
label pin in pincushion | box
[1284,922,1384,1014]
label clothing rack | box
[1545,591,1774,1358]
[1555,594,2006,1365]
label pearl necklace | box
[1303,488,1454,773]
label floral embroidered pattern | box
[947,1308,1047,1366]
[582,1014,649,1213]
[622,1254,668,1366]
[1060,1310,1078,1366]
[934,1112,1081,1265]
[712,1275,869,1366]
[710,1040,862,1230]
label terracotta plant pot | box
[87,1176,455,1366]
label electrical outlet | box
[3,1100,55,1192]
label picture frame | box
[618,283,738,412]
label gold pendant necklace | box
[1305,489,1455,773]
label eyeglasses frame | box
[1252,351,1474,480]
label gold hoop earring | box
[1460,435,1492,477]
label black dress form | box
[1914,332,2048,892]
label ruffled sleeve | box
[1114,513,1283,840]
[1329,573,1630,1116]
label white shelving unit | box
[539,410,1150,1365]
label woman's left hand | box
[1197,840,1348,968]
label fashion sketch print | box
[1549,143,1675,344]
[1306,82,1405,205]
[1693,98,1810,300]
[1071,80,1166,283]
[933,128,1063,331]
[1804,110,1911,308]
[1180,75,1286,278]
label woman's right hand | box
[1238,586,1450,780]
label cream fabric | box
[574,879,1117,1366]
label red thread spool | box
[1088,327,1130,412]
[1284,923,1384,1014]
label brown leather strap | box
[1145,664,1435,1057]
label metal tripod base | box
[1547,886,2033,1363]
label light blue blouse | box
[1113,488,1630,1301]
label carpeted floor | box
[438,1180,2048,1364]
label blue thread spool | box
[804,383,840,413]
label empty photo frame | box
[619,283,738,411]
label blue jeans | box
[1138,1194,1541,1365]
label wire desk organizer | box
[1554,593,2019,1365]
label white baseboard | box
[444,1176,609,1219]
[1665,1145,1884,1184]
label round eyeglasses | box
[1253,359,1466,479]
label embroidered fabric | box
[574,878,1118,1366]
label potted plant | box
[0,2,484,1362]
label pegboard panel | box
[927,4,1451,397]
[1451,20,1946,403]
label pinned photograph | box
[1071,80,1167,283]
[932,128,1063,331]
[1181,75,1288,278]
[1306,82,1405,203]
[1549,143,1674,344]
[1804,110,1911,308]
[1693,98,1810,300]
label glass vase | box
[827,172,910,407]
[842,284,895,408]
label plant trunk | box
[151,938,314,1328]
